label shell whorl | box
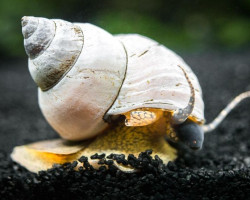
[22,16,84,91]
[22,16,55,59]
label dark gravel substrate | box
[0,50,250,199]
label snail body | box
[12,16,250,173]
[12,16,205,172]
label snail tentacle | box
[171,65,195,125]
[203,91,250,133]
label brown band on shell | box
[171,65,195,125]
[38,24,84,91]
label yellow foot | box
[11,117,177,173]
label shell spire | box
[22,16,55,59]
[22,16,84,91]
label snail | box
[11,16,250,173]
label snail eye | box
[173,120,204,150]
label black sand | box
[0,51,250,199]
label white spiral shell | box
[22,16,204,141]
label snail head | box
[172,120,204,150]
[169,65,204,150]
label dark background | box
[0,1,250,199]
[0,0,250,59]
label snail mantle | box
[11,16,207,173]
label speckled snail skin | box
[11,16,250,173]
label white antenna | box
[203,91,250,133]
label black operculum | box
[173,120,204,150]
